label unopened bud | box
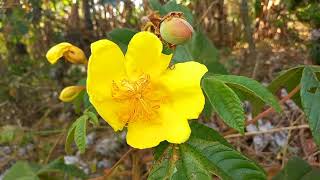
[160,17,194,45]
[46,42,87,64]
[59,86,85,102]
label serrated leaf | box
[3,161,40,180]
[86,111,99,126]
[175,144,212,179]
[37,157,87,178]
[273,157,320,180]
[74,115,88,153]
[149,122,266,180]
[300,67,320,146]
[187,139,265,180]
[202,77,245,133]
[213,74,281,112]
[173,31,227,74]
[108,28,137,53]
[148,145,176,180]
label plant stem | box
[223,85,301,136]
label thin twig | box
[223,85,301,136]
[105,148,134,177]
[197,0,219,26]
[44,130,65,164]
[224,124,309,138]
[304,151,320,160]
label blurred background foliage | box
[1,0,320,178]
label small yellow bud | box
[59,86,85,102]
[46,42,87,64]
[160,17,194,45]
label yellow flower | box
[46,43,87,64]
[87,31,207,149]
[59,86,85,102]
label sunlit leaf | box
[213,74,281,112]
[202,77,245,133]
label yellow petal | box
[90,98,126,131]
[46,42,87,64]
[126,105,191,149]
[59,86,85,102]
[87,39,126,102]
[160,61,208,119]
[125,31,172,79]
[46,42,72,64]
[87,39,127,131]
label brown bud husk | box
[160,17,194,45]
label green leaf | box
[202,98,214,119]
[186,139,265,179]
[213,74,281,112]
[108,28,137,53]
[246,66,304,116]
[202,77,245,133]
[189,122,231,147]
[74,115,88,153]
[148,0,166,15]
[273,157,320,180]
[86,111,99,126]
[153,141,170,161]
[173,31,227,74]
[65,120,78,154]
[268,66,304,108]
[3,161,40,180]
[162,1,193,24]
[300,67,320,146]
[148,144,177,180]
[149,122,266,180]
[148,0,193,24]
[37,157,87,178]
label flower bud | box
[160,17,194,45]
[46,42,87,64]
[59,86,85,102]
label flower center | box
[111,74,163,124]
